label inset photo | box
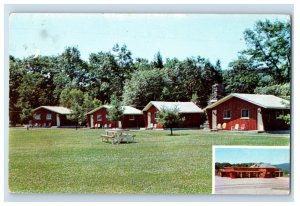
[213,146,290,195]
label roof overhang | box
[142,102,155,112]
[87,105,110,115]
[204,95,234,110]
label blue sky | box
[9,13,290,68]
[215,147,290,165]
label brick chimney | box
[209,84,224,104]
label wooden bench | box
[101,131,118,144]
[101,130,136,144]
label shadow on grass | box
[102,141,138,145]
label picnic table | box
[101,129,135,144]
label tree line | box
[9,19,291,126]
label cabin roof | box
[142,101,204,113]
[204,93,290,110]
[33,106,72,115]
[87,105,143,115]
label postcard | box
[8,13,291,194]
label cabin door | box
[90,115,94,128]
[257,108,264,131]
[56,114,60,127]
[118,121,122,128]
[147,112,151,127]
[212,110,217,129]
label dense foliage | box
[224,20,291,95]
[9,20,291,125]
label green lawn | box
[9,128,290,194]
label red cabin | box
[204,93,290,131]
[87,105,145,129]
[142,101,204,129]
[217,163,283,178]
[32,106,72,127]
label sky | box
[215,147,290,165]
[9,13,290,68]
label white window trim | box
[276,111,283,119]
[223,110,231,119]
[46,114,52,120]
[154,112,160,119]
[129,115,135,120]
[34,114,41,120]
[241,109,250,119]
[97,115,102,121]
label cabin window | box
[97,115,102,121]
[155,112,160,119]
[34,114,41,120]
[241,109,250,119]
[223,110,231,119]
[46,114,52,120]
[129,115,135,120]
[276,111,283,119]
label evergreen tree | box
[153,51,164,69]
[107,94,124,128]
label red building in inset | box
[204,93,290,131]
[217,163,283,178]
[87,105,145,129]
[142,101,204,129]
[32,106,73,127]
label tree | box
[60,88,84,129]
[164,57,223,107]
[112,43,134,81]
[223,57,259,94]
[60,88,100,129]
[9,56,24,125]
[191,93,199,104]
[152,51,164,69]
[107,94,124,128]
[122,69,170,107]
[254,83,290,126]
[58,46,89,90]
[15,54,60,124]
[279,114,290,125]
[241,19,291,84]
[200,59,223,106]
[112,43,133,71]
[133,58,153,71]
[16,73,44,123]
[157,106,184,136]
[254,83,290,100]
[88,51,123,100]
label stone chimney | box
[209,84,224,104]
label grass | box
[9,128,290,194]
